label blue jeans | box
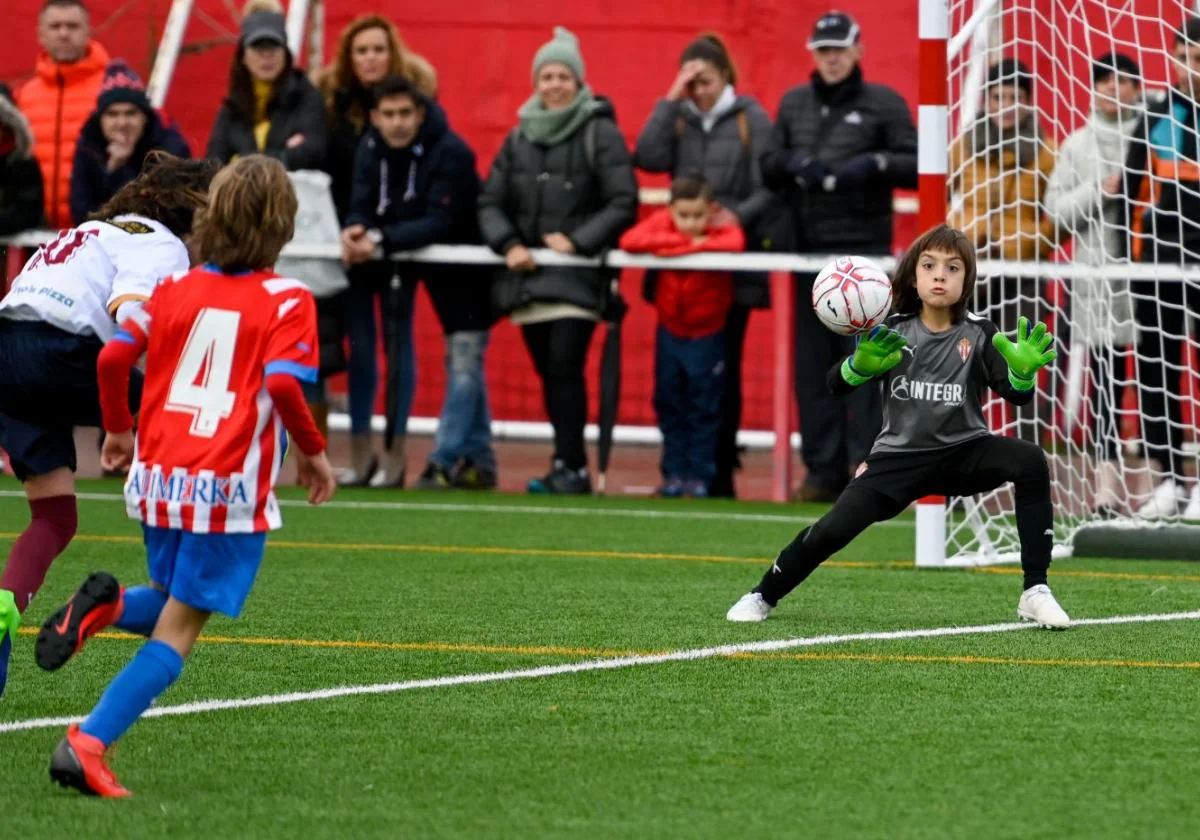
[346,266,415,437]
[430,330,496,472]
[654,327,726,484]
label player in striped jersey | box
[0,152,216,700]
[36,156,337,797]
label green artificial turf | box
[1,479,1198,838]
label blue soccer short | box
[143,526,267,618]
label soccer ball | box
[811,256,893,336]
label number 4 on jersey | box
[166,308,241,437]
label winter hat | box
[1092,51,1140,84]
[985,57,1033,97]
[96,60,151,113]
[532,27,585,84]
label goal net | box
[935,0,1200,565]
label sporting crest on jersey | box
[957,338,972,363]
[105,220,154,235]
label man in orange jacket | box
[18,0,111,229]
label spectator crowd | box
[2,0,1199,519]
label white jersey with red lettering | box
[0,215,189,341]
[120,265,319,533]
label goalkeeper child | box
[726,224,1069,628]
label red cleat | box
[35,572,123,672]
[49,725,132,798]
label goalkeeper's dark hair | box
[92,152,219,238]
[669,174,714,203]
[891,224,977,323]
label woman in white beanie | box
[479,26,638,494]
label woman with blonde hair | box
[317,14,437,486]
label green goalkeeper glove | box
[991,316,1057,391]
[840,325,909,386]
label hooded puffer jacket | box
[17,41,111,228]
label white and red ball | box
[811,256,893,336]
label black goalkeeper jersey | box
[828,312,1034,455]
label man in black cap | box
[762,9,918,502]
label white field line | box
[3,610,1196,735]
[0,490,913,529]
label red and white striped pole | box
[915,0,950,567]
[771,269,795,503]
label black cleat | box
[36,572,123,672]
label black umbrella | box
[383,268,412,454]
[596,279,627,496]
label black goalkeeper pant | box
[755,435,1054,605]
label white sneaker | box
[1017,584,1070,629]
[1135,479,1185,519]
[726,592,772,623]
[1182,485,1200,522]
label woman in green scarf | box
[479,26,638,495]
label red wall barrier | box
[0,1,921,429]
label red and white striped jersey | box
[118,265,319,533]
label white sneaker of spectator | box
[1135,479,1187,519]
[1181,484,1200,522]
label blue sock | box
[80,639,183,746]
[0,634,10,699]
[115,586,168,636]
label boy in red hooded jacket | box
[620,175,745,497]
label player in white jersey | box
[0,152,217,698]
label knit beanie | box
[531,26,585,84]
[96,60,151,114]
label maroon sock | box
[1,495,78,612]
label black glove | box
[786,152,830,189]
[830,154,887,190]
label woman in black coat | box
[70,61,191,224]
[205,4,326,170]
[478,27,637,495]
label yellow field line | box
[15,626,1200,672]
[2,532,1196,581]
[11,626,645,658]
[0,531,892,570]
